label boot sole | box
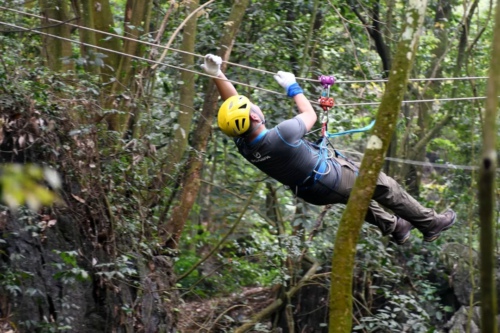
[423,212,456,242]
[394,232,411,245]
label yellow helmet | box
[217,95,252,137]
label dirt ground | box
[177,287,276,332]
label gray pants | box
[296,157,437,235]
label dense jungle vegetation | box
[0,0,499,332]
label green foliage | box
[0,262,34,297]
[174,226,284,298]
[0,164,61,210]
[0,0,496,331]
[94,255,138,282]
[52,250,90,284]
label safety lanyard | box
[317,74,375,140]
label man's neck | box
[245,124,266,143]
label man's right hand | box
[202,54,222,76]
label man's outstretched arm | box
[202,54,237,100]
[274,71,317,131]
[293,93,317,131]
[213,72,238,100]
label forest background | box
[0,0,499,332]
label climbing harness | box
[318,75,336,137]
[318,74,375,141]
[297,75,337,189]
[301,74,376,187]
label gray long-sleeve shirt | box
[235,116,341,204]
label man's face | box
[250,103,265,122]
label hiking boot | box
[392,217,414,245]
[423,209,456,242]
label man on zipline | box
[202,54,456,245]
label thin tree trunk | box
[107,0,153,132]
[479,0,500,329]
[162,0,250,250]
[328,1,427,331]
[162,0,200,177]
[299,0,319,78]
[395,0,478,186]
[91,0,121,81]
[77,0,100,75]
[39,0,74,72]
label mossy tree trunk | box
[162,0,250,250]
[39,0,74,72]
[106,0,153,133]
[328,1,428,331]
[89,0,122,80]
[162,0,200,178]
[76,0,100,75]
[478,0,500,329]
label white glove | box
[274,71,297,90]
[274,71,303,97]
[201,54,222,76]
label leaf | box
[94,57,104,67]
[71,194,86,204]
[44,167,61,188]
[223,315,234,322]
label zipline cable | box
[336,95,488,107]
[337,148,500,172]
[0,20,492,108]
[0,6,490,85]
[0,20,285,97]
[0,21,488,172]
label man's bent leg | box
[364,202,397,235]
[372,172,436,226]
[334,161,403,238]
[365,202,413,244]
[372,172,455,241]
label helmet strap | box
[253,110,265,124]
[240,108,266,138]
[242,120,263,138]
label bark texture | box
[328,1,428,331]
[39,0,74,72]
[479,0,500,329]
[163,0,200,178]
[162,0,250,250]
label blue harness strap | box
[298,121,375,188]
[297,136,330,188]
[325,120,375,139]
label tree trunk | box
[39,0,74,72]
[77,0,100,75]
[162,0,200,178]
[479,0,500,329]
[395,0,480,187]
[349,0,395,175]
[91,0,121,82]
[162,0,250,250]
[107,0,153,132]
[328,1,427,331]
